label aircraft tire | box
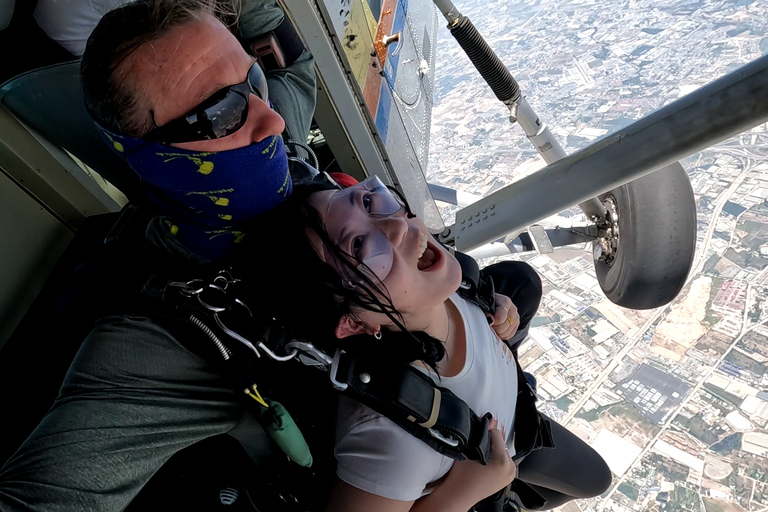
[594,161,697,310]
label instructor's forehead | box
[120,14,254,126]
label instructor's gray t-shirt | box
[334,293,519,501]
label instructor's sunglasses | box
[146,61,269,144]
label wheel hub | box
[593,196,620,266]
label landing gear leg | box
[433,0,697,309]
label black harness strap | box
[271,16,306,66]
[454,250,496,316]
[452,248,556,512]
[100,205,551,509]
[335,353,492,463]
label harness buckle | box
[167,279,204,296]
[427,428,460,447]
[285,341,333,369]
[329,348,348,391]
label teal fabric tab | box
[258,399,313,467]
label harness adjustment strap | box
[336,354,491,462]
[466,412,493,465]
[454,250,496,315]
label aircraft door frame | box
[280,0,444,231]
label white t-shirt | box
[34,0,131,56]
[334,293,519,501]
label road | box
[604,287,768,505]
[595,158,763,507]
[562,160,754,428]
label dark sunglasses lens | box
[154,88,249,143]
[247,63,268,104]
[201,89,250,139]
[152,63,266,144]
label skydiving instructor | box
[0,0,320,510]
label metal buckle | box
[427,428,460,447]
[213,313,261,358]
[285,341,333,369]
[168,279,204,296]
[256,342,298,362]
[329,348,348,391]
[198,283,229,312]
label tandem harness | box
[100,204,554,510]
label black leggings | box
[516,417,612,509]
[480,261,612,510]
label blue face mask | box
[97,123,291,260]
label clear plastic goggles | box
[323,176,407,283]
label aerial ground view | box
[427,0,768,511]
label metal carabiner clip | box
[168,279,204,296]
[197,283,229,312]
[284,341,333,370]
[427,428,460,448]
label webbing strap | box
[454,250,496,315]
[418,388,441,428]
[272,16,306,66]
[336,354,493,463]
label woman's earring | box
[374,331,382,340]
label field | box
[650,277,711,361]
[702,497,747,512]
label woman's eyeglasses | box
[323,176,414,284]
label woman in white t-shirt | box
[250,173,612,511]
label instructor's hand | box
[489,293,519,341]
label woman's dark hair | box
[236,180,446,371]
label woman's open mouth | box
[417,233,443,272]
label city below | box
[426,0,768,511]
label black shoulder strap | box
[454,250,496,315]
[333,351,493,463]
[138,267,496,465]
[452,250,555,462]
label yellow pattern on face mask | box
[197,160,214,174]
[261,135,279,158]
[210,196,230,206]
[155,153,216,174]
[163,218,179,235]
[206,229,244,241]
[102,131,124,152]
[277,169,290,197]
[187,157,214,175]
[186,188,234,196]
